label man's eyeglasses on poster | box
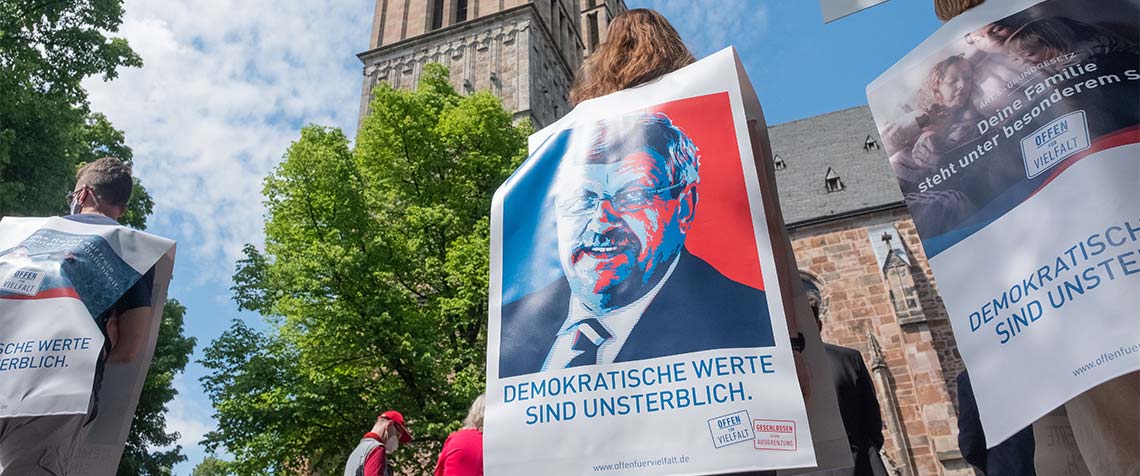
[556,183,686,216]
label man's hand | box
[107,306,151,363]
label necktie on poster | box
[485,47,850,476]
[567,318,611,368]
[866,0,1140,448]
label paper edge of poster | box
[487,46,820,473]
[820,0,890,24]
[74,241,177,475]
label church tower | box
[357,0,627,129]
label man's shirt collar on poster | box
[542,253,682,371]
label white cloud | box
[163,376,213,451]
[83,2,374,471]
[635,0,769,57]
[81,3,767,473]
[83,0,373,279]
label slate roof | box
[767,105,904,226]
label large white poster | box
[0,216,176,475]
[485,48,820,476]
[867,0,1139,447]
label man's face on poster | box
[553,116,698,313]
[967,23,1013,54]
[1010,40,1053,68]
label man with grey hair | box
[499,112,774,378]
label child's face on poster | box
[937,61,974,109]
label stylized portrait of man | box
[498,112,774,378]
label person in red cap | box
[344,410,413,476]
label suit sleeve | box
[956,371,987,473]
[363,444,386,476]
[853,355,885,448]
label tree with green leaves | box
[0,0,149,217]
[2,2,189,473]
[201,64,529,475]
[192,456,235,476]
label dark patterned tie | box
[567,318,612,368]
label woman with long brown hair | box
[933,0,984,22]
[568,8,695,105]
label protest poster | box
[0,216,176,475]
[867,0,1139,447]
[486,47,835,476]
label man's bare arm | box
[107,306,151,363]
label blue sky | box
[81,1,942,474]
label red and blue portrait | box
[497,92,775,378]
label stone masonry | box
[358,1,627,128]
[791,210,971,476]
[772,106,974,476]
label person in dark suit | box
[498,112,774,379]
[803,278,888,476]
[823,345,889,476]
[957,370,1037,476]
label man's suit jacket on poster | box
[499,248,775,378]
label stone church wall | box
[359,6,574,128]
[791,208,973,476]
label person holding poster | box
[869,1,1139,475]
[0,158,163,475]
[486,8,819,476]
[65,159,157,369]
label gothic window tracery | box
[870,228,925,325]
[885,253,918,313]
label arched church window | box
[431,0,445,30]
[587,12,600,52]
[884,252,922,322]
[455,0,468,23]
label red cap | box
[381,410,413,444]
